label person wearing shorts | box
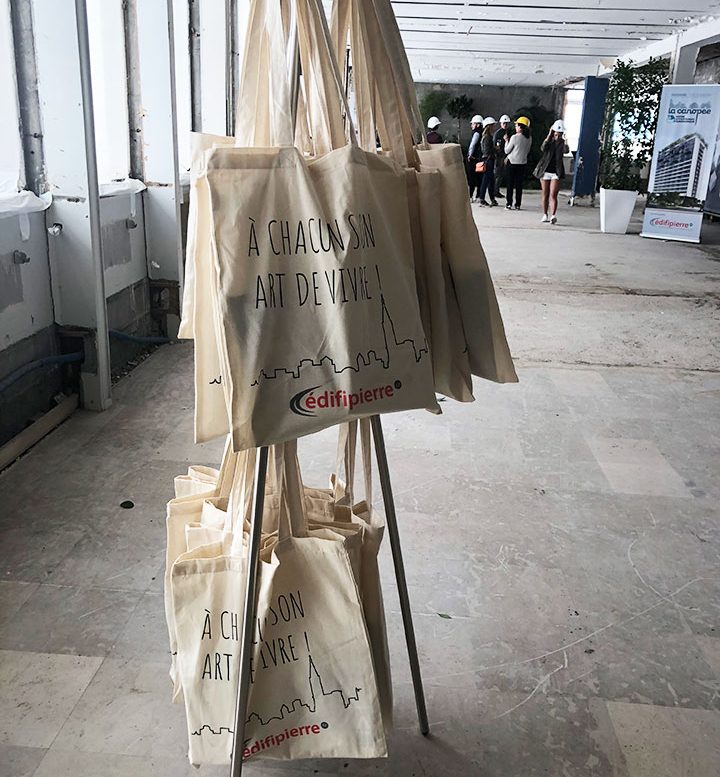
[534,120,569,224]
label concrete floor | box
[1,191,719,776]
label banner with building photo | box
[642,84,720,243]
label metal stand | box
[228,417,429,774]
[370,415,430,736]
[230,447,269,777]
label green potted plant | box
[419,89,450,137]
[599,58,668,233]
[446,94,474,147]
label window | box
[86,0,130,182]
[172,0,191,172]
[563,83,585,154]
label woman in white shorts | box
[534,120,569,224]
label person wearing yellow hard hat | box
[493,114,513,200]
[503,116,532,210]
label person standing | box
[493,114,513,199]
[467,114,484,201]
[426,116,442,144]
[477,117,499,207]
[504,116,532,210]
[534,119,569,224]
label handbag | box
[475,160,487,173]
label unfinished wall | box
[416,82,564,145]
[0,191,152,446]
[0,210,61,444]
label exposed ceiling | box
[387,0,720,86]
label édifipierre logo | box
[668,99,712,125]
[290,381,403,416]
[649,217,692,229]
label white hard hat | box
[500,114,511,123]
[470,114,483,124]
[427,116,441,129]
[482,116,496,127]
[552,119,566,133]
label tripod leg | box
[230,446,269,776]
[370,415,430,736]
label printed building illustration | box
[651,133,707,197]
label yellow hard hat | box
[516,116,530,127]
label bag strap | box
[333,420,364,512]
[235,0,294,147]
[274,440,309,542]
[217,435,241,497]
[296,0,357,154]
[370,0,427,148]
[332,0,428,162]
[358,418,376,520]
[355,0,415,167]
[237,0,356,154]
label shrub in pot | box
[446,94,474,148]
[599,58,668,234]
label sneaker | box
[550,215,557,225]
[514,205,521,210]
[541,213,549,223]
[490,200,499,207]
[505,204,512,210]
[479,200,490,207]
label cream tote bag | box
[205,0,436,451]
[334,0,517,386]
[172,441,386,764]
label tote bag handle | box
[236,0,356,154]
[235,0,294,147]
[271,440,311,542]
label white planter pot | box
[600,187,638,234]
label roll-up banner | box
[641,84,720,243]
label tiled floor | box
[1,193,719,775]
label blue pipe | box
[0,352,84,394]
[109,330,171,345]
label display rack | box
[227,4,430,774]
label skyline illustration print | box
[249,265,429,388]
[191,635,364,741]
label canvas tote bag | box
[172,440,386,764]
[164,441,247,701]
[331,0,474,402]
[179,132,235,443]
[348,0,518,385]
[205,0,436,451]
[179,0,299,443]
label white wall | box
[0,212,54,347]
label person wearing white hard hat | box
[533,119,569,224]
[426,116,442,144]
[477,116,499,206]
[493,114,513,199]
[466,114,484,201]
